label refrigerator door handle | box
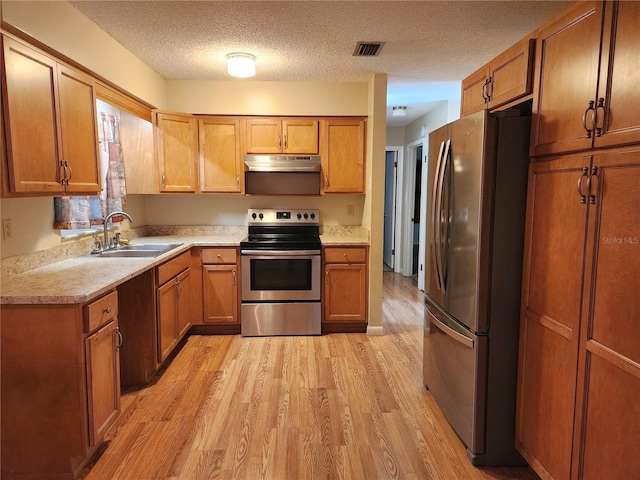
[436,139,451,292]
[426,305,475,349]
[431,141,446,291]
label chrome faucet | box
[103,211,133,250]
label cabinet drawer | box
[202,248,237,265]
[85,291,118,333]
[156,251,191,286]
[324,247,367,264]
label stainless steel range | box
[240,208,321,336]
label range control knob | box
[251,213,257,220]
[304,213,309,219]
[258,213,264,220]
[310,213,315,219]
[297,213,302,219]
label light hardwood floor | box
[82,272,538,480]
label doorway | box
[383,150,398,271]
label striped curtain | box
[54,112,127,229]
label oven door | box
[241,250,321,302]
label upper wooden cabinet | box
[461,36,534,117]
[199,117,243,193]
[531,1,640,157]
[245,118,319,154]
[153,110,198,192]
[2,35,101,195]
[320,118,366,194]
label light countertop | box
[1,233,368,305]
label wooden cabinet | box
[156,251,192,363]
[1,291,121,479]
[199,117,244,193]
[2,35,101,195]
[320,118,366,193]
[516,146,640,480]
[323,246,368,331]
[461,36,534,117]
[245,118,319,154]
[531,1,640,157]
[154,110,198,192]
[201,247,239,324]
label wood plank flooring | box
[82,272,538,480]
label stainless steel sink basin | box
[93,243,182,258]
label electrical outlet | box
[346,205,354,216]
[3,219,13,240]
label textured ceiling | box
[70,0,571,126]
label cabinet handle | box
[104,306,112,314]
[236,174,240,187]
[58,160,66,185]
[324,174,330,188]
[582,100,595,138]
[233,270,236,285]
[594,97,605,137]
[283,135,288,150]
[64,161,72,183]
[577,167,589,204]
[487,77,493,100]
[161,173,166,188]
[587,166,598,205]
[116,327,123,351]
[278,135,282,149]
[326,269,329,281]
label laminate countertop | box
[1,233,369,305]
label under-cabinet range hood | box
[244,155,321,195]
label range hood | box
[244,155,321,195]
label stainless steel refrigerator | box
[423,109,529,466]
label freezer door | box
[423,296,488,457]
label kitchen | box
[2,1,640,479]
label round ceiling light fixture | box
[392,106,407,117]
[227,53,256,78]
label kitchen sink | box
[93,243,183,258]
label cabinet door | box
[57,64,101,193]
[246,118,282,153]
[531,2,603,157]
[460,66,488,117]
[324,263,367,322]
[487,37,534,111]
[321,119,365,193]
[282,119,319,154]
[2,36,63,193]
[154,111,198,192]
[202,265,238,323]
[199,117,243,193]
[593,1,640,149]
[574,149,640,479]
[85,319,121,447]
[516,155,591,480]
[176,268,192,338]
[157,279,178,362]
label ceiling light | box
[392,106,407,117]
[227,53,256,78]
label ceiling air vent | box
[353,42,384,57]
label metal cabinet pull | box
[577,167,589,204]
[283,135,288,150]
[278,135,282,149]
[233,270,236,285]
[324,174,330,188]
[65,161,72,182]
[116,327,123,351]
[161,173,166,188]
[587,166,598,204]
[594,98,605,137]
[59,160,66,185]
[236,174,240,186]
[104,306,112,314]
[583,100,595,138]
[325,269,329,281]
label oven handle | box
[240,249,322,256]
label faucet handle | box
[91,236,103,254]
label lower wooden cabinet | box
[156,251,192,363]
[323,246,368,332]
[201,247,239,325]
[1,291,121,479]
[516,146,640,480]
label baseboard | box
[366,325,384,336]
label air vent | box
[353,42,384,57]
